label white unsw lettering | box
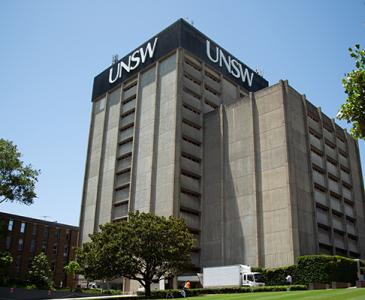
[206,39,254,87]
[109,37,158,84]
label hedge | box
[263,265,298,286]
[295,255,357,285]
[137,285,307,298]
[261,255,358,286]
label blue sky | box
[0,1,364,226]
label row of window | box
[5,236,70,256]
[13,254,69,274]
[112,80,138,219]
[307,111,347,143]
[6,220,71,241]
[309,128,348,160]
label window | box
[65,230,70,241]
[43,226,49,239]
[63,246,69,257]
[51,262,56,272]
[41,241,47,253]
[5,236,11,250]
[20,222,26,233]
[28,258,33,268]
[8,219,14,231]
[32,224,37,236]
[53,243,58,255]
[15,255,21,272]
[30,239,36,253]
[18,238,24,251]
[55,228,60,241]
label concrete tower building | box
[79,19,365,272]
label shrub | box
[25,284,37,290]
[263,265,298,286]
[137,285,307,298]
[261,255,358,286]
[296,255,357,285]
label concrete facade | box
[79,21,365,281]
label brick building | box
[0,212,79,287]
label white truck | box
[202,265,265,288]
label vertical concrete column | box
[79,100,97,245]
[219,105,225,265]
[149,62,161,213]
[97,88,122,227]
[154,53,178,216]
[132,67,158,213]
[128,73,141,213]
[251,91,264,267]
[317,107,335,254]
[301,96,320,253]
[281,80,301,262]
[347,135,365,257]
[79,97,107,243]
[173,49,183,217]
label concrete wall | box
[254,82,295,267]
[154,54,178,216]
[133,67,157,213]
[96,89,121,228]
[80,97,106,243]
[201,109,223,266]
[201,98,259,268]
[284,84,316,257]
[347,136,365,257]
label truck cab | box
[242,272,265,287]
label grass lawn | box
[158,288,365,300]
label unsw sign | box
[91,19,268,101]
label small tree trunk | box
[72,274,75,291]
[145,281,151,298]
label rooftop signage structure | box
[92,19,268,100]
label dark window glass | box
[32,224,37,236]
[42,241,47,253]
[5,236,11,250]
[15,255,21,272]
[43,226,49,239]
[55,229,60,241]
[18,238,24,251]
[63,246,68,257]
[30,239,36,253]
[53,243,58,255]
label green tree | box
[28,253,53,289]
[64,260,81,291]
[0,139,40,205]
[0,251,13,285]
[77,211,194,297]
[337,44,365,139]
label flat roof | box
[0,211,79,230]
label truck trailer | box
[202,265,264,288]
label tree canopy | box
[0,251,13,285]
[64,260,81,290]
[337,44,365,139]
[28,252,53,289]
[0,139,40,205]
[77,211,194,297]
